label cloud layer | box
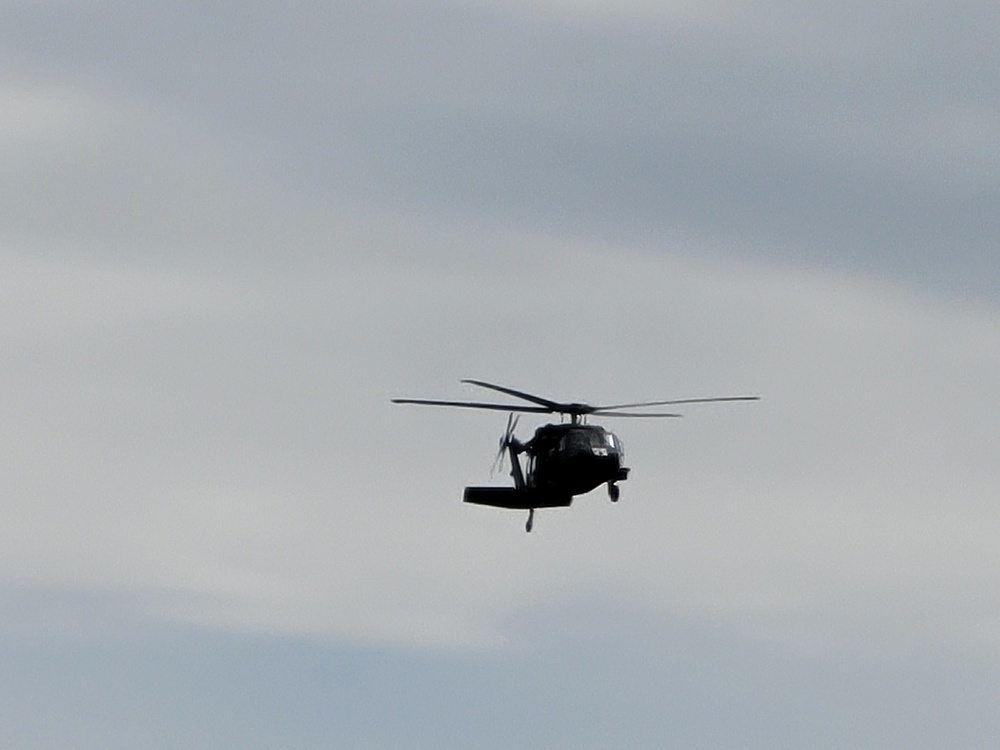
[2,1,999,747]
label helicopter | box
[392,379,759,532]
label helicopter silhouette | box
[393,379,758,532]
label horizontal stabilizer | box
[463,486,572,509]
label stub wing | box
[463,486,572,509]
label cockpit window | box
[560,429,621,455]
[606,432,623,460]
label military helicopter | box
[393,379,758,532]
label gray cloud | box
[3,1,1000,747]
[5,1,997,293]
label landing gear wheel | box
[526,508,534,533]
[608,483,620,503]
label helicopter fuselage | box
[523,423,628,496]
[463,422,629,511]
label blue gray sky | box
[2,1,999,747]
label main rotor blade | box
[391,398,552,414]
[593,410,683,418]
[460,379,562,410]
[596,395,761,410]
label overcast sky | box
[2,1,999,747]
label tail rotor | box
[490,412,520,477]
